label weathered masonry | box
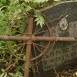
[34,1,77,77]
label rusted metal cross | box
[0,14,76,77]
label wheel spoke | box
[33,43,41,53]
[15,45,23,52]
[33,29,48,35]
[33,43,37,57]
[33,27,41,35]
[33,26,38,35]
[33,42,45,48]
[20,43,26,53]
[34,25,39,33]
[0,47,8,50]
[0,42,25,50]
[24,30,28,36]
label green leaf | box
[54,0,60,1]
[0,73,5,77]
[34,10,45,27]
[24,0,48,3]
[4,73,7,77]
[1,0,6,4]
[1,69,5,72]
[34,0,48,3]
[24,0,31,3]
[9,73,14,76]
[26,5,32,12]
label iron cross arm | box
[0,35,76,42]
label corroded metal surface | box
[0,35,75,41]
[24,16,33,77]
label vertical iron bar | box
[24,15,33,77]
